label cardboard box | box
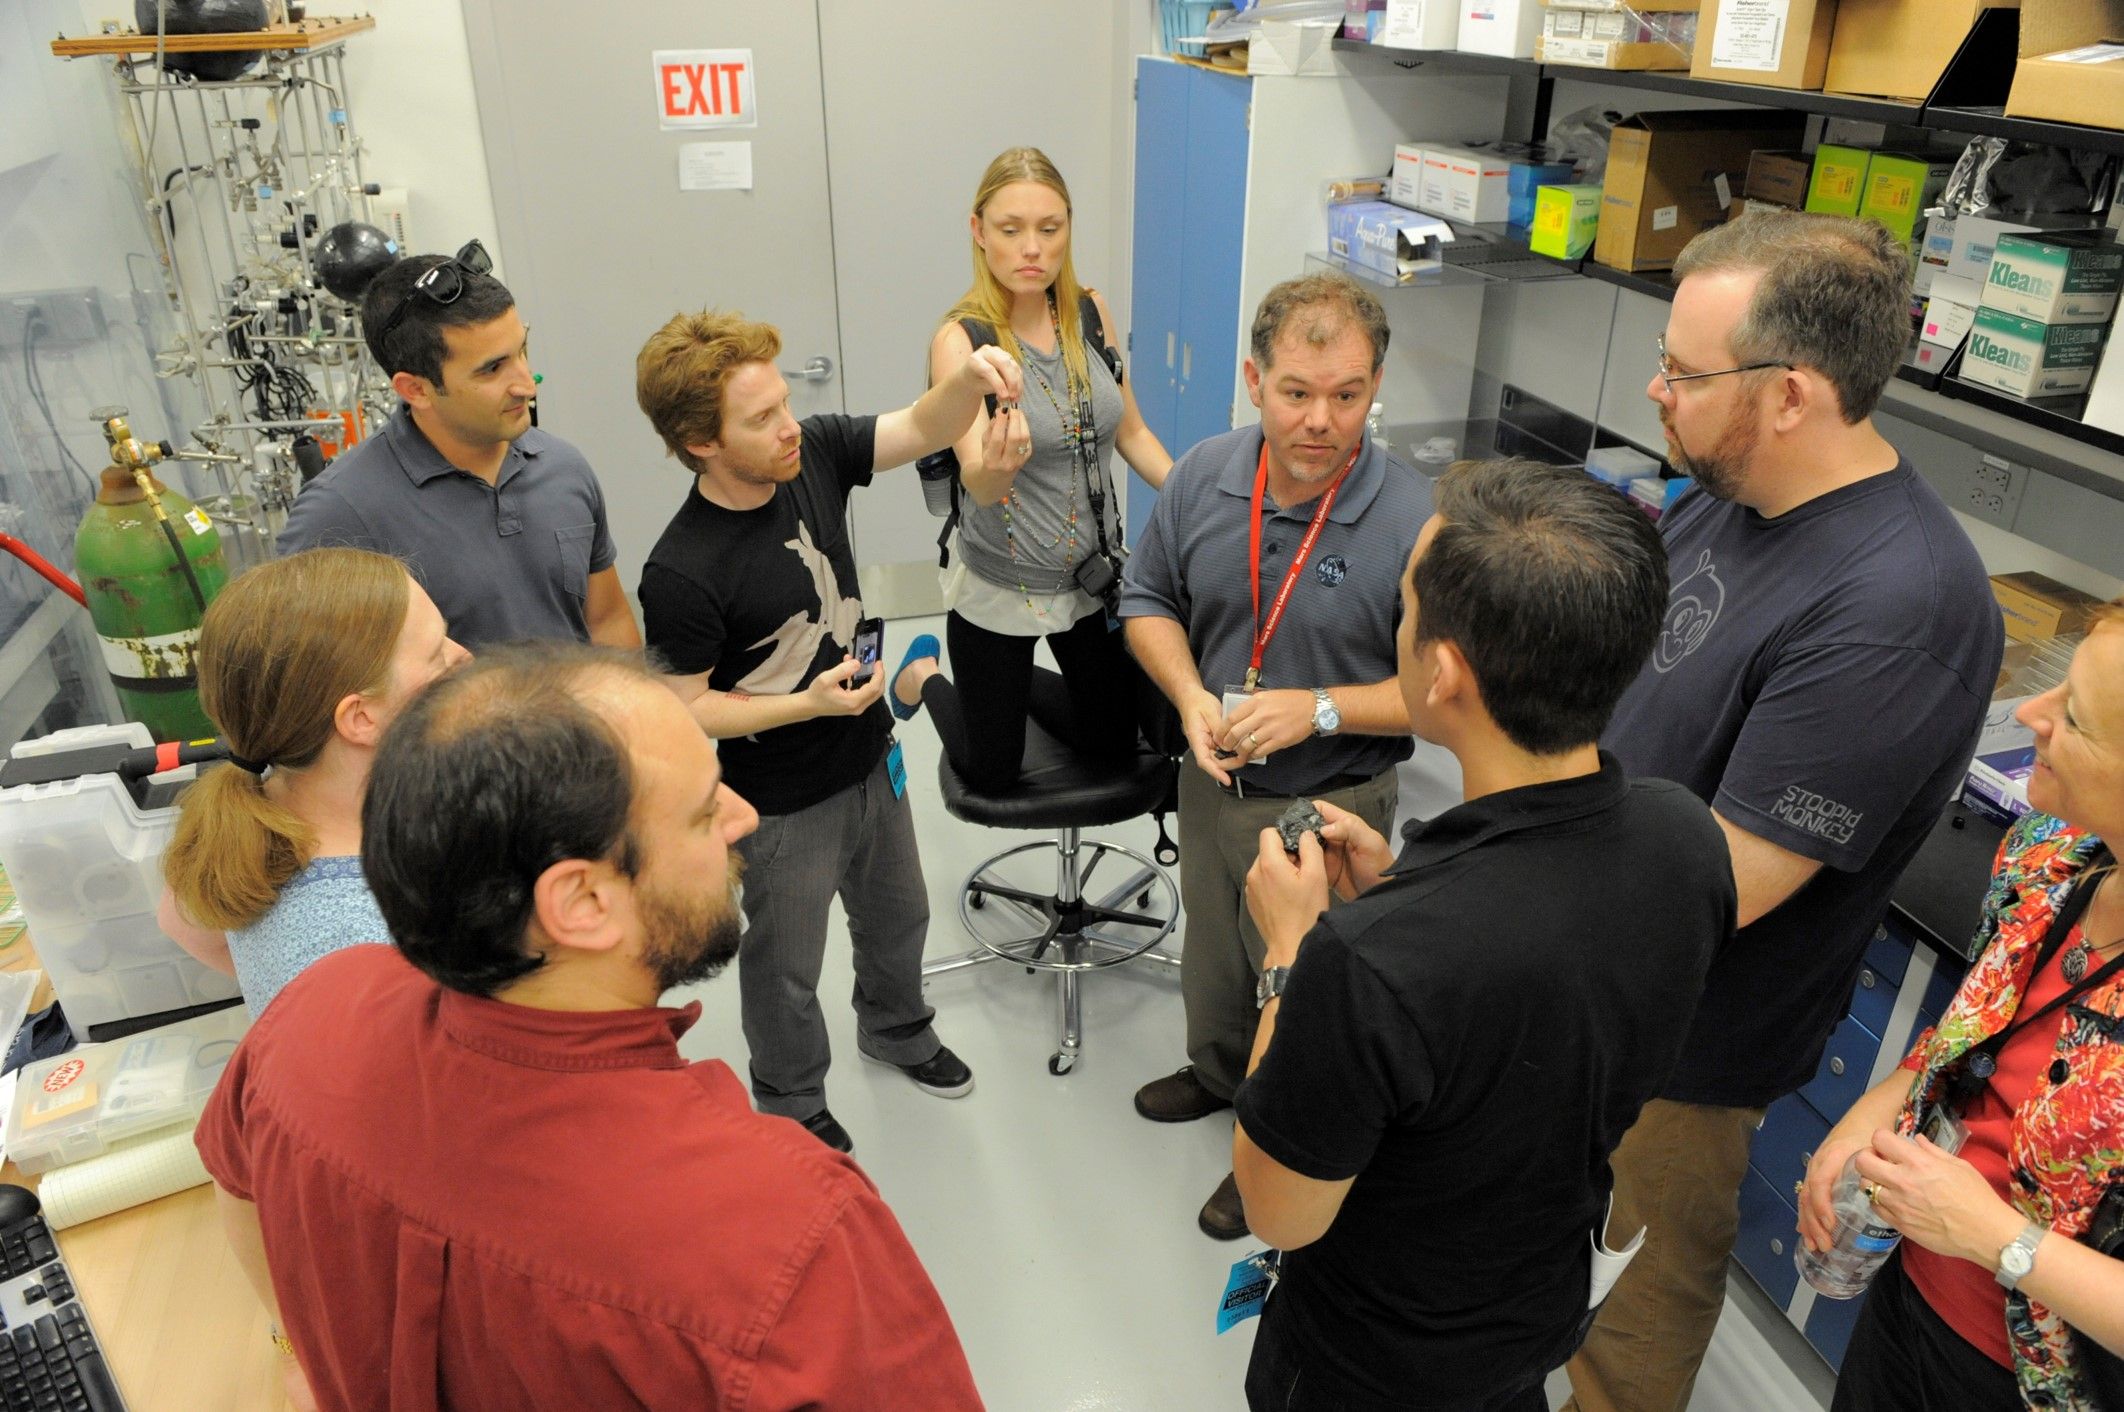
[1327,201,1456,279]
[1857,152,1953,244]
[2006,0,2124,130]
[1919,293,1976,348]
[1744,150,1812,207]
[1421,145,1513,223]
[1376,0,1461,50]
[1981,230,2124,325]
[1538,35,1696,69]
[1959,307,2110,399]
[1803,144,1870,216]
[1507,159,1576,225]
[1963,744,2035,825]
[1390,144,1428,210]
[1990,571,2104,643]
[1542,6,1697,41]
[1824,0,2015,101]
[1458,0,1543,57]
[1692,0,1839,90]
[1529,183,1603,258]
[1595,109,1807,271]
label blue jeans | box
[735,749,940,1120]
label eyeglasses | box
[1654,334,1790,395]
[373,239,494,361]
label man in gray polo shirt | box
[278,248,641,649]
[1119,271,1426,1239]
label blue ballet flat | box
[889,634,941,720]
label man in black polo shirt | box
[281,247,641,649]
[1236,458,1736,1412]
[1564,212,2003,1412]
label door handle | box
[782,355,835,383]
[1165,332,1176,369]
[1182,343,1192,380]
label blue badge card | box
[1217,1249,1282,1334]
[886,739,907,799]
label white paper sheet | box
[680,142,753,192]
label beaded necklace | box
[996,303,1090,612]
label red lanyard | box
[1245,441,1358,691]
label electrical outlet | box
[1959,452,2031,530]
[0,288,106,350]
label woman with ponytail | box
[891,146,1174,790]
[159,548,468,1015]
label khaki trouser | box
[1563,1098,1767,1412]
[1175,758,1399,1102]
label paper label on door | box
[1710,0,1788,72]
[1712,173,1733,209]
[679,141,753,191]
[1651,205,1679,232]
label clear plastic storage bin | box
[0,750,241,1043]
[7,1005,246,1174]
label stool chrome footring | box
[921,829,1178,1076]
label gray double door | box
[460,0,1134,615]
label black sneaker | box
[864,1044,975,1099]
[799,1109,853,1153]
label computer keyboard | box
[0,1189,123,1412]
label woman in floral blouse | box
[1807,597,2124,1411]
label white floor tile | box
[671,615,1833,1412]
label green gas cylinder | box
[74,465,230,742]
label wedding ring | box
[1017,442,1031,454]
[1246,732,1259,748]
[1862,1181,1881,1202]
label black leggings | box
[922,608,1164,793]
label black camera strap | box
[1946,851,2120,1103]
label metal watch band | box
[1256,965,1291,1010]
[1996,1220,2046,1289]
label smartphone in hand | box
[850,617,885,688]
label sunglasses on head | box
[374,239,494,363]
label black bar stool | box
[921,720,1180,1075]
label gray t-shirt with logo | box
[1603,461,2002,1108]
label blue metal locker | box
[1173,67,1250,463]
[1129,58,1190,544]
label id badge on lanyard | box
[1243,441,1358,693]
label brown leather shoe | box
[1133,1065,1234,1123]
[1198,1171,1247,1240]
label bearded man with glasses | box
[279,242,642,650]
[1561,210,2005,1412]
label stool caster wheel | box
[1138,889,1153,907]
[968,891,987,910]
[1048,1052,1075,1076]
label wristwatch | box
[1256,965,1292,1010]
[1996,1220,2046,1289]
[1311,688,1342,737]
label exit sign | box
[654,49,756,130]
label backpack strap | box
[1079,291,1123,386]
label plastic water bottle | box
[1795,1158,1901,1298]
[1796,1117,1965,1299]
[1366,402,1386,446]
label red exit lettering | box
[659,61,746,118]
